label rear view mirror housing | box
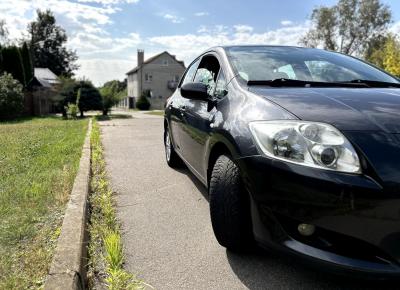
[181,82,209,100]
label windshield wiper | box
[337,79,400,88]
[247,78,369,88]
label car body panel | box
[250,87,400,133]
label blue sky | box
[2,0,400,85]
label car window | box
[305,60,362,82]
[275,64,296,79]
[181,59,200,86]
[194,55,220,95]
[214,70,227,99]
[225,46,399,83]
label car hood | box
[250,87,400,133]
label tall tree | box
[0,20,7,45]
[20,42,33,84]
[1,46,26,86]
[301,0,392,56]
[28,9,78,77]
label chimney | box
[137,49,144,66]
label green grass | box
[0,116,88,289]
[144,111,164,116]
[88,120,146,290]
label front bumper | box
[237,155,400,277]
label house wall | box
[29,88,55,115]
[127,72,139,98]
[126,53,186,110]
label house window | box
[162,60,168,66]
[145,73,152,82]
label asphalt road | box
[99,111,398,290]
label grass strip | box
[144,111,164,116]
[0,117,88,289]
[88,119,146,290]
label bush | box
[135,90,151,110]
[65,103,79,119]
[0,73,24,120]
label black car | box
[163,45,400,277]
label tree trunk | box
[102,109,108,116]
[80,110,84,118]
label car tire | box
[164,127,182,168]
[209,154,254,252]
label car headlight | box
[249,121,361,173]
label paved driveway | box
[99,111,396,290]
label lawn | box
[0,117,88,289]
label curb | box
[45,119,92,290]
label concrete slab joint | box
[44,119,92,290]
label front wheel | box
[164,128,182,168]
[209,155,254,252]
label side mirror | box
[181,82,209,100]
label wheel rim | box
[165,131,171,161]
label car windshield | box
[225,46,399,84]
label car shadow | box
[94,114,133,121]
[226,249,399,289]
[171,166,399,289]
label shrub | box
[0,73,24,120]
[135,90,151,110]
[65,103,79,119]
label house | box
[26,68,59,115]
[123,50,186,110]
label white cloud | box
[77,0,139,4]
[162,13,184,24]
[234,25,254,34]
[281,20,293,26]
[69,32,141,54]
[389,21,400,35]
[194,12,209,17]
[76,58,134,85]
[150,23,310,64]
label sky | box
[2,0,400,85]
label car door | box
[180,54,226,179]
[168,59,200,154]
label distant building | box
[123,50,186,110]
[26,68,59,115]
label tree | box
[364,34,400,76]
[0,20,8,46]
[301,0,392,56]
[77,80,102,117]
[136,90,151,110]
[364,34,388,68]
[20,42,33,84]
[100,81,118,115]
[56,78,102,117]
[382,36,400,77]
[0,73,24,120]
[28,9,78,77]
[1,46,26,86]
[100,80,127,115]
